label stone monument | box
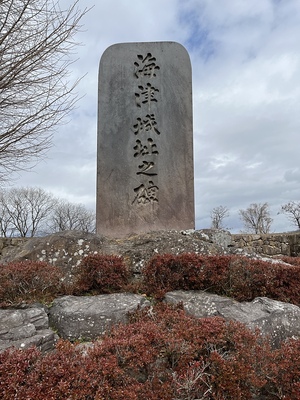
[96,41,194,237]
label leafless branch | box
[0,0,89,179]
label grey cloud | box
[7,0,300,234]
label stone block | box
[165,290,300,347]
[49,293,150,341]
[97,42,194,237]
[0,306,56,353]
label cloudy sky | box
[10,0,300,233]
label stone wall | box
[0,237,28,259]
[231,232,300,257]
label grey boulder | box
[0,305,57,353]
[49,293,150,341]
[165,290,300,347]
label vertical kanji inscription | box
[132,52,161,206]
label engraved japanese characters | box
[132,53,160,205]
[97,42,194,237]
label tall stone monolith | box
[97,41,194,237]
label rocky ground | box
[1,229,299,354]
[0,229,234,280]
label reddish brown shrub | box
[141,253,232,299]
[73,254,130,294]
[0,347,40,400]
[141,253,300,305]
[141,254,189,298]
[1,303,300,399]
[128,303,269,399]
[267,264,300,305]
[0,260,63,307]
[223,257,276,301]
[226,257,300,305]
[261,338,300,399]
[193,254,232,293]
[0,339,141,400]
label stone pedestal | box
[97,42,194,237]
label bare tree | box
[0,0,88,179]
[239,202,273,234]
[0,187,56,237]
[48,200,95,233]
[0,195,13,237]
[280,201,300,230]
[210,205,229,229]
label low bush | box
[1,303,299,399]
[3,252,299,306]
[262,338,300,399]
[142,253,300,305]
[72,254,130,294]
[0,260,63,307]
[221,257,300,305]
[141,253,231,299]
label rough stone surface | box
[0,229,233,279]
[1,230,300,265]
[48,293,150,341]
[165,290,300,347]
[0,231,104,284]
[0,305,57,353]
[97,42,194,237]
